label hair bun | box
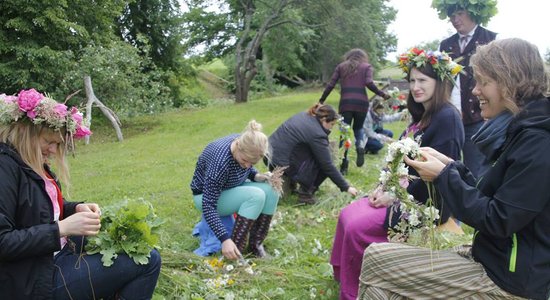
[247,120,263,132]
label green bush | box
[63,42,174,116]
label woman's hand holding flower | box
[419,147,454,165]
[404,150,446,182]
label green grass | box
[378,65,404,80]
[69,90,408,299]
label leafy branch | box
[85,198,163,266]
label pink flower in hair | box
[74,125,92,139]
[17,89,44,118]
[2,94,17,103]
[70,106,83,124]
[53,103,68,117]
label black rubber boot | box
[356,147,365,167]
[247,214,273,258]
[231,215,255,253]
[340,158,349,175]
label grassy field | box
[69,90,407,299]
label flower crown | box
[431,0,498,26]
[0,89,92,139]
[397,48,463,83]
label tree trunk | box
[234,0,290,103]
[83,76,123,143]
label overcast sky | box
[386,0,549,59]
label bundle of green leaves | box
[85,198,163,267]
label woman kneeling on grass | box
[0,89,161,300]
[268,103,358,204]
[360,38,550,300]
[190,120,279,259]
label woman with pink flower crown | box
[0,89,161,299]
[329,49,465,300]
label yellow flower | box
[451,64,463,76]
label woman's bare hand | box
[221,239,242,260]
[57,212,101,237]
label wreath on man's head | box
[431,0,498,26]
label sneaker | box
[356,147,365,167]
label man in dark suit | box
[438,6,497,177]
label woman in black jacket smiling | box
[268,103,357,204]
[360,38,550,300]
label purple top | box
[319,62,386,113]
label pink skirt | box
[330,197,389,300]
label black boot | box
[356,147,365,167]
[231,215,255,253]
[247,214,273,258]
[297,185,317,204]
[340,158,349,175]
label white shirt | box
[452,26,477,112]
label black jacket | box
[440,26,497,125]
[0,143,79,300]
[269,112,349,191]
[435,98,550,299]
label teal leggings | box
[193,181,279,220]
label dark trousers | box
[270,159,327,195]
[52,236,161,300]
[341,111,367,148]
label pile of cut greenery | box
[86,198,163,266]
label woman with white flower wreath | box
[330,48,465,300]
[360,38,550,300]
[0,89,161,299]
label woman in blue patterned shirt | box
[190,120,279,259]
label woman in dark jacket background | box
[268,104,357,204]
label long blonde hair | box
[235,120,269,162]
[0,122,70,189]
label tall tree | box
[0,0,126,94]
[232,0,299,102]
[185,0,305,102]
[183,0,396,102]
[301,0,397,81]
[116,0,186,71]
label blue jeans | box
[53,236,161,300]
[375,128,394,138]
[366,129,393,154]
[463,121,488,178]
[365,138,383,154]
